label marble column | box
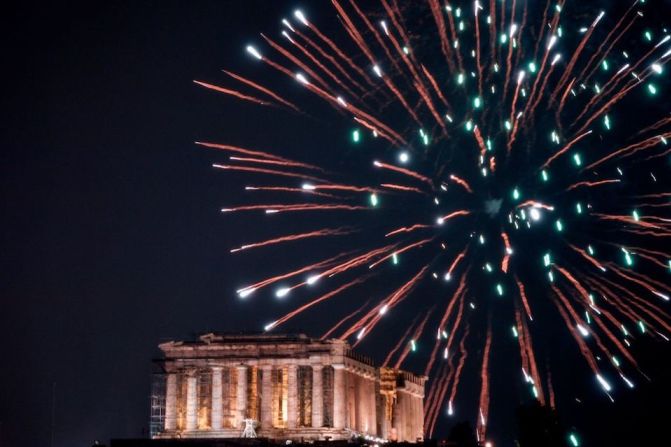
[260,365,273,429]
[332,364,346,429]
[164,373,177,431]
[185,373,198,431]
[357,373,366,432]
[419,394,425,440]
[311,365,324,428]
[416,395,424,440]
[287,365,298,429]
[211,367,223,430]
[369,375,377,436]
[235,365,248,428]
[393,392,404,441]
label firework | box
[198,0,671,441]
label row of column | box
[393,389,424,442]
[345,368,377,434]
[165,364,347,432]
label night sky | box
[1,1,670,447]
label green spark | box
[543,253,551,267]
[576,202,583,214]
[647,83,657,95]
[352,129,361,143]
[569,433,580,446]
[392,253,399,265]
[573,153,582,166]
[555,219,563,232]
[512,187,521,200]
[541,170,549,182]
[496,283,504,296]
[370,193,378,207]
[632,210,640,221]
[512,326,518,337]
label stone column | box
[311,365,324,428]
[418,394,425,440]
[392,392,403,441]
[369,375,377,436]
[416,394,424,440]
[235,365,248,428]
[185,373,198,431]
[332,364,346,429]
[260,365,273,429]
[357,373,366,432]
[164,373,178,431]
[211,367,223,430]
[287,364,298,429]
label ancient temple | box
[150,333,426,442]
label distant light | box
[577,324,589,337]
[294,10,308,26]
[275,287,290,298]
[237,288,256,299]
[246,45,262,60]
[357,327,366,339]
[596,373,612,392]
[295,73,309,85]
[555,219,563,232]
[398,151,410,164]
[569,433,580,447]
[373,64,383,77]
[530,207,541,221]
[306,275,320,285]
[648,83,658,95]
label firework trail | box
[201,0,671,441]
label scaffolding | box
[149,373,166,438]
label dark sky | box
[1,1,669,447]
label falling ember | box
[201,0,671,440]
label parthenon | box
[150,333,426,442]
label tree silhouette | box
[447,421,478,447]
[516,402,565,447]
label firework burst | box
[198,0,671,442]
